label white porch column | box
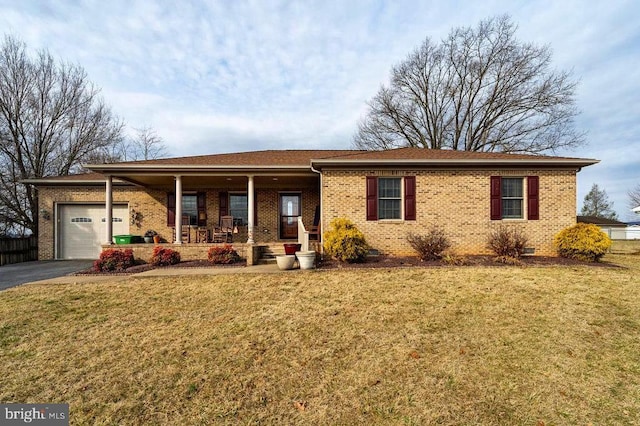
[247,175,255,244]
[105,175,113,245]
[174,175,183,244]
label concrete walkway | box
[18,263,306,287]
[133,263,285,276]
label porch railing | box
[297,217,310,251]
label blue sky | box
[1,0,638,220]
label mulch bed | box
[74,255,618,276]
[73,260,246,276]
[316,255,620,270]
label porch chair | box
[182,215,191,243]
[171,215,191,243]
[196,227,209,243]
[308,205,321,240]
[212,215,234,243]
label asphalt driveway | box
[0,260,93,290]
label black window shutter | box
[490,176,502,220]
[219,191,228,220]
[197,192,207,226]
[167,193,176,226]
[253,191,258,226]
[404,176,416,220]
[527,176,539,220]
[366,176,378,221]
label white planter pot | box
[276,255,296,270]
[295,251,316,270]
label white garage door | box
[58,204,129,259]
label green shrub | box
[150,246,181,266]
[207,244,240,264]
[554,223,612,262]
[323,218,369,263]
[407,226,451,261]
[94,248,135,272]
[487,226,528,258]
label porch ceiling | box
[113,173,319,189]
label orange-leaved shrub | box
[554,223,611,262]
[323,218,369,263]
[207,244,240,264]
[150,246,180,266]
[94,248,135,272]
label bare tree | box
[0,35,124,235]
[629,184,640,210]
[354,15,584,154]
[121,126,168,161]
[581,183,618,220]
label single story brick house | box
[25,147,597,263]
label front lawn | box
[1,255,638,424]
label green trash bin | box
[114,235,135,244]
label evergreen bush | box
[323,218,369,263]
[554,223,611,262]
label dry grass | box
[1,255,639,425]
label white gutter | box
[310,163,323,256]
[83,164,312,171]
[310,158,599,168]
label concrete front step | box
[257,243,317,265]
[257,244,286,265]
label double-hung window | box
[501,178,523,219]
[378,178,402,219]
[490,176,539,220]
[229,193,248,226]
[167,192,207,226]
[366,176,416,221]
[182,194,198,225]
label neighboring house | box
[24,147,597,263]
[625,222,640,240]
[577,216,628,239]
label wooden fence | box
[0,236,38,266]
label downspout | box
[310,163,323,257]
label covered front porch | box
[97,167,322,265]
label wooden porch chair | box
[173,215,191,243]
[213,215,234,243]
[196,227,209,243]
[308,205,321,240]
[181,215,191,243]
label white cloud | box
[0,0,638,218]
